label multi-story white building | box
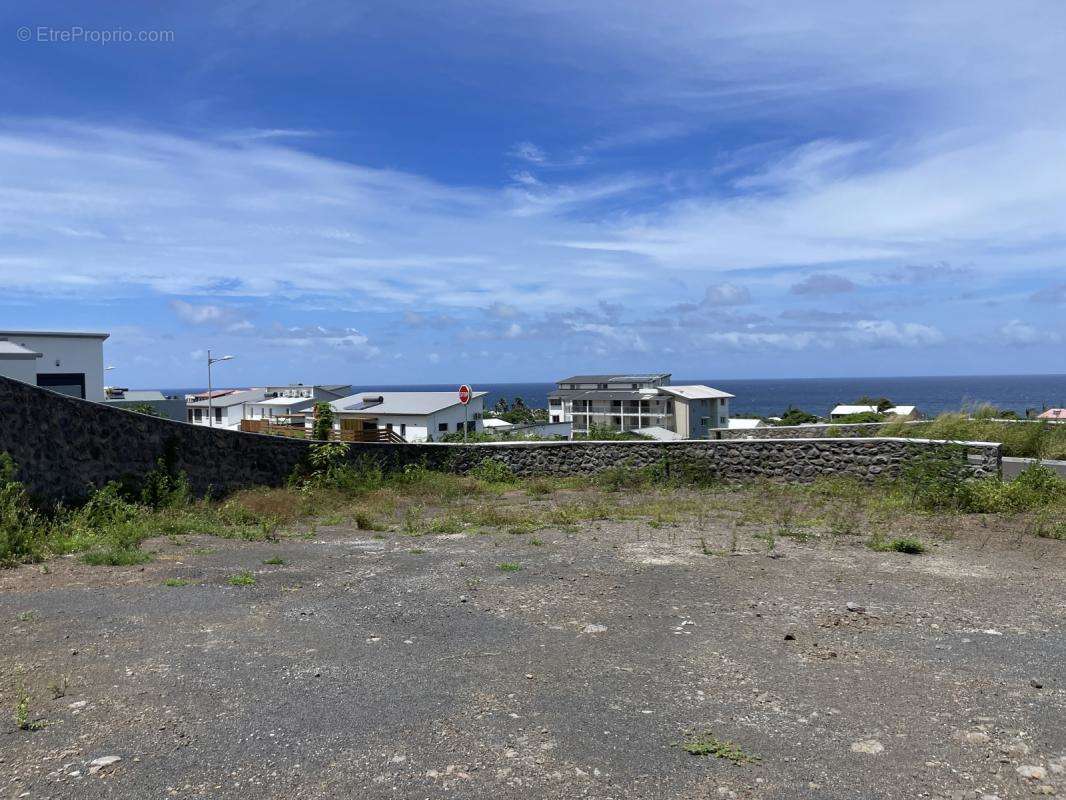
[548,373,732,439]
[0,330,109,401]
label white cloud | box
[999,319,1061,346]
[509,141,547,163]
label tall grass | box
[881,413,1066,459]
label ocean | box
[161,374,1066,418]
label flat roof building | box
[0,330,109,401]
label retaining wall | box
[716,422,894,439]
[0,376,1000,502]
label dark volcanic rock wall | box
[0,376,1000,502]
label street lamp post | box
[207,350,235,427]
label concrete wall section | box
[0,375,1001,503]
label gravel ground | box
[1,513,1064,799]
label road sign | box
[458,384,471,405]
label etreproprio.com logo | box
[17,26,175,44]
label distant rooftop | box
[659,385,734,400]
[1037,408,1066,420]
[558,373,670,384]
[187,389,265,408]
[0,330,109,340]
[331,391,487,416]
[0,341,42,359]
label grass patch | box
[163,577,189,587]
[674,731,760,764]
[409,547,426,555]
[83,547,152,566]
[227,570,256,586]
[869,533,926,554]
[263,556,285,565]
[498,562,522,572]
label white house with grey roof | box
[311,390,487,442]
[243,384,352,427]
[0,330,109,401]
[186,389,267,429]
[548,373,732,438]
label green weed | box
[227,570,256,586]
[674,731,760,764]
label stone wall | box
[0,375,1000,503]
[716,422,894,439]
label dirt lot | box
[1,490,1065,800]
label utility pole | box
[206,350,235,427]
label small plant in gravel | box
[48,675,68,699]
[227,571,256,586]
[530,538,544,546]
[163,578,190,587]
[13,688,42,731]
[409,548,426,555]
[16,610,36,623]
[263,556,285,565]
[402,506,426,536]
[674,731,760,764]
[498,562,522,572]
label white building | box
[312,391,487,442]
[829,404,916,420]
[0,330,109,401]
[726,417,766,430]
[186,389,266,429]
[548,373,732,439]
[243,384,351,427]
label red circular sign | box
[458,384,471,405]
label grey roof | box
[0,341,42,359]
[330,391,487,416]
[658,385,735,400]
[0,330,109,340]
[114,390,166,402]
[557,373,670,384]
[186,389,266,408]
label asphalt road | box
[1,518,1064,799]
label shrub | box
[0,455,50,565]
[311,402,334,441]
[889,537,925,554]
[470,459,515,484]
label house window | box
[549,399,561,407]
[438,422,448,432]
[551,415,559,423]
[611,399,622,408]
[386,423,393,432]
[194,408,202,421]
[187,410,194,422]
[598,383,607,389]
[215,407,223,423]
[612,416,621,425]
[400,424,406,436]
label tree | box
[856,395,894,412]
[128,402,164,418]
[778,406,819,426]
[312,402,334,441]
[493,397,510,414]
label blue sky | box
[2,1,1065,387]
